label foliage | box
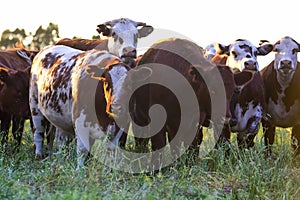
[32,23,59,50]
[0,122,299,199]
[0,28,27,49]
[0,23,60,50]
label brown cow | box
[114,38,257,172]
[261,36,300,156]
[0,48,38,146]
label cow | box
[210,39,273,149]
[55,18,153,67]
[261,36,300,156]
[0,48,38,146]
[29,45,151,168]
[112,38,261,172]
[53,18,153,149]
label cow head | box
[86,58,135,119]
[0,66,31,117]
[97,18,154,59]
[86,61,151,147]
[204,43,217,60]
[214,39,273,71]
[273,36,300,79]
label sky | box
[1,0,299,68]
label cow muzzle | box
[244,60,258,71]
[278,62,294,75]
[121,47,137,59]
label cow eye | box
[292,48,298,54]
[119,37,124,44]
[231,51,237,58]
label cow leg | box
[45,124,55,157]
[132,123,150,153]
[76,133,91,169]
[118,122,130,149]
[185,125,203,162]
[262,119,275,157]
[0,113,11,145]
[150,128,167,172]
[237,133,256,150]
[214,124,231,154]
[291,125,300,155]
[12,116,25,146]
[32,114,47,159]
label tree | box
[0,28,27,49]
[31,22,59,50]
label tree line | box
[0,22,100,50]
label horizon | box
[1,0,299,68]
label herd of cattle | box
[0,17,300,170]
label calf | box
[29,45,143,168]
[210,39,272,149]
[261,36,300,156]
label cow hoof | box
[35,154,43,160]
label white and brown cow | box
[29,45,148,168]
[210,39,273,149]
[261,36,300,156]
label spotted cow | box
[210,39,273,149]
[29,45,152,168]
[0,48,38,146]
[261,36,300,156]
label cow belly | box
[231,102,262,133]
[267,99,300,127]
[37,92,73,132]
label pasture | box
[0,121,299,199]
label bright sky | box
[1,0,299,68]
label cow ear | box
[214,42,229,55]
[86,64,105,80]
[0,67,10,82]
[128,66,152,82]
[96,24,111,36]
[138,25,154,38]
[188,65,213,83]
[257,43,273,56]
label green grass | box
[0,122,300,200]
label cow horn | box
[136,22,146,27]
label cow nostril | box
[122,48,137,58]
[281,60,292,66]
[244,61,257,70]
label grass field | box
[0,121,300,200]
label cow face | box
[215,39,273,71]
[86,62,131,119]
[273,36,300,78]
[97,18,154,59]
[0,67,31,116]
